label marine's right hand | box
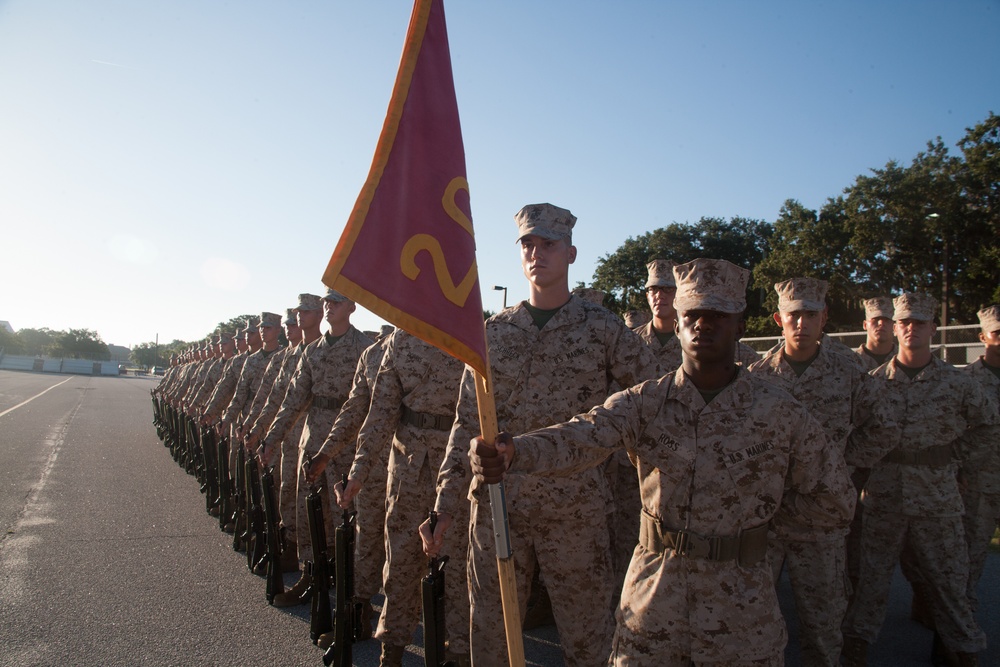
[419,511,453,557]
[470,432,514,485]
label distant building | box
[0,321,13,334]
[107,344,132,362]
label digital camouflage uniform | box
[624,324,758,595]
[349,330,468,653]
[853,342,897,373]
[765,333,866,372]
[203,352,252,472]
[959,356,1000,610]
[843,355,995,654]
[187,354,228,414]
[241,345,292,436]
[747,342,897,666]
[176,352,218,410]
[261,327,371,564]
[249,343,307,540]
[435,295,660,667]
[511,366,855,665]
[218,345,282,432]
[200,353,244,424]
[315,336,390,603]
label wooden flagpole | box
[473,366,525,667]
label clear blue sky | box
[1,1,997,348]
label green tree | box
[592,216,771,322]
[956,112,1000,306]
[0,326,23,355]
[211,314,259,338]
[16,328,57,356]
[50,329,110,360]
[752,199,859,328]
[130,342,160,368]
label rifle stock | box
[307,487,334,644]
[200,426,219,514]
[261,465,285,604]
[323,474,362,667]
[245,455,266,571]
[217,434,232,531]
[232,445,247,551]
[422,511,455,667]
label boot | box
[841,635,868,667]
[280,548,300,573]
[522,582,554,630]
[272,573,311,607]
[379,643,405,667]
[955,652,979,667]
[910,585,935,630]
[317,631,335,650]
[355,598,373,641]
[445,649,472,667]
[931,631,955,667]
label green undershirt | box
[898,360,931,379]
[523,301,565,330]
[863,347,892,366]
[783,347,820,377]
[655,329,675,346]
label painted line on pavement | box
[0,377,73,418]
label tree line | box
[0,327,112,361]
[591,112,999,336]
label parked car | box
[119,364,128,375]
[150,366,166,376]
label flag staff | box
[473,365,525,666]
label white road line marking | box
[0,377,73,418]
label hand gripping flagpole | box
[472,364,525,667]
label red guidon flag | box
[322,0,486,376]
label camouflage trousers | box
[609,644,782,667]
[376,447,470,653]
[468,491,615,667]
[606,450,641,606]
[293,444,339,565]
[278,420,304,545]
[354,442,389,601]
[767,537,847,667]
[843,509,987,653]
[961,489,1000,611]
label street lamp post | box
[493,285,508,309]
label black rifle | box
[183,414,199,476]
[306,486,334,644]
[323,475,366,667]
[216,434,232,531]
[244,454,266,572]
[167,406,180,460]
[260,465,285,604]
[422,511,455,667]
[231,444,247,551]
[200,425,219,514]
[151,392,165,441]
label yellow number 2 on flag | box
[399,177,478,307]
